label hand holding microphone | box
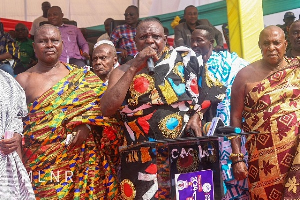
[147,58,155,75]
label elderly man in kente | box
[0,69,35,199]
[231,25,300,199]
[16,24,122,199]
[92,40,118,85]
[101,17,203,144]
[191,25,249,199]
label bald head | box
[258,25,287,66]
[136,17,164,34]
[135,18,166,56]
[259,25,285,44]
[92,43,117,82]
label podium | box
[120,137,223,200]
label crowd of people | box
[1,1,300,199]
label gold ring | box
[72,132,77,137]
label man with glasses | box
[174,5,224,50]
[14,23,37,75]
[110,5,139,64]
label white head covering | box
[92,40,120,68]
[93,40,115,49]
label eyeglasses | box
[124,13,135,17]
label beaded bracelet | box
[231,160,246,166]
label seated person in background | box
[163,26,173,50]
[14,23,37,75]
[16,24,122,199]
[110,5,139,64]
[191,25,249,199]
[174,5,224,50]
[277,11,296,51]
[80,27,94,63]
[0,22,19,76]
[92,40,117,85]
[47,6,90,67]
[29,1,51,40]
[101,18,203,146]
[97,18,114,42]
[286,20,300,58]
[8,30,16,39]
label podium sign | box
[120,137,223,200]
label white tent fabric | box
[1,0,299,32]
[1,0,220,28]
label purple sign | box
[175,170,214,200]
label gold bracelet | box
[228,135,241,140]
[229,153,244,160]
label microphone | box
[216,126,242,134]
[201,100,211,110]
[147,58,155,75]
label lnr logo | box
[27,170,73,182]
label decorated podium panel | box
[120,137,223,200]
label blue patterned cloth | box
[204,51,250,199]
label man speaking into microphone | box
[100,17,203,145]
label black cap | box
[284,12,296,19]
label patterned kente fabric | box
[201,51,250,200]
[22,64,123,200]
[121,46,200,145]
[242,58,300,200]
[0,70,35,199]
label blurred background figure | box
[47,6,90,67]
[286,20,300,58]
[29,1,51,40]
[110,5,139,64]
[14,23,37,75]
[0,22,19,76]
[174,5,224,50]
[277,11,296,50]
[97,18,114,42]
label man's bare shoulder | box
[235,60,261,81]
[15,67,36,89]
